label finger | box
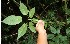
[38,20,44,26]
[36,20,39,27]
[36,23,38,27]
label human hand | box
[36,20,46,34]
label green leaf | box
[2,15,22,25]
[63,40,69,44]
[29,7,35,18]
[17,23,27,40]
[52,36,59,43]
[31,18,38,23]
[58,35,67,42]
[56,28,60,34]
[47,34,54,39]
[65,9,70,15]
[62,6,70,15]
[50,26,57,34]
[67,17,70,24]
[45,22,47,29]
[59,22,65,26]
[19,2,29,15]
[29,22,36,33]
[59,36,67,42]
[66,28,70,34]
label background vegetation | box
[1,0,70,44]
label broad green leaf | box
[66,28,70,34]
[60,36,67,42]
[50,26,57,34]
[56,28,60,34]
[63,40,69,44]
[2,15,22,25]
[59,36,67,43]
[19,2,29,15]
[17,23,27,40]
[55,36,67,44]
[29,7,35,18]
[31,18,38,23]
[52,36,59,43]
[58,35,67,42]
[29,22,36,33]
[47,34,54,39]
[67,17,70,24]
[58,34,62,38]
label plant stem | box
[64,0,68,25]
[27,0,28,5]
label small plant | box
[2,2,38,40]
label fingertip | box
[38,20,43,23]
